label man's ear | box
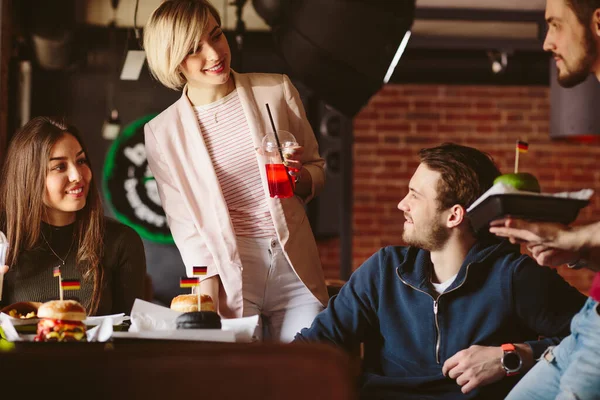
[594,9,600,37]
[446,204,465,228]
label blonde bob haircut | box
[144,0,222,90]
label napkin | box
[84,313,129,326]
[86,317,114,342]
[467,183,594,213]
[129,299,259,343]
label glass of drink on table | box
[261,130,298,199]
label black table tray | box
[467,194,589,233]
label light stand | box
[230,0,247,71]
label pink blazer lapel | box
[232,72,291,244]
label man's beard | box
[557,28,598,88]
[402,216,450,251]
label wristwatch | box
[567,258,588,270]
[501,343,523,376]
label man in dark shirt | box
[295,143,586,400]
[490,1,600,398]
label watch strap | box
[501,343,516,352]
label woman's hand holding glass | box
[282,144,303,179]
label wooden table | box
[0,341,358,400]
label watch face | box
[503,352,521,371]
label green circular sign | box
[102,115,174,244]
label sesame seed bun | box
[37,300,86,321]
[170,294,215,313]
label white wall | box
[81,0,270,30]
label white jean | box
[236,236,324,343]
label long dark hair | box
[0,117,105,314]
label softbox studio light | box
[253,0,416,117]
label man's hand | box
[489,218,570,248]
[526,243,579,267]
[442,345,504,394]
[0,265,7,274]
[489,218,600,270]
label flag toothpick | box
[60,279,81,300]
[53,266,63,300]
[514,140,529,173]
[192,266,208,310]
[61,279,81,290]
[180,277,199,290]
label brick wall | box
[317,84,600,295]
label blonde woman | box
[143,0,328,342]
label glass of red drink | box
[261,131,298,199]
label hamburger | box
[34,300,87,342]
[171,294,221,330]
[170,294,215,313]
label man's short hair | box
[566,0,600,26]
[418,143,500,212]
[143,0,222,90]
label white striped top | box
[194,90,276,238]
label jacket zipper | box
[396,263,472,365]
[433,299,440,363]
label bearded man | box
[294,143,586,400]
[488,1,600,399]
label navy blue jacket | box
[295,238,586,399]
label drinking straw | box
[265,104,296,189]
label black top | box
[0,217,146,315]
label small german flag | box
[180,277,200,288]
[516,140,529,153]
[193,266,207,276]
[61,279,81,290]
[53,266,61,277]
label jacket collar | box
[174,71,265,149]
[397,236,512,293]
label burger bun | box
[170,294,215,313]
[37,300,86,321]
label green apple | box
[494,173,541,193]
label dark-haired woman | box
[0,116,146,315]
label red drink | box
[266,163,294,198]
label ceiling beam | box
[409,35,543,51]
[415,7,545,23]
[412,7,546,51]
